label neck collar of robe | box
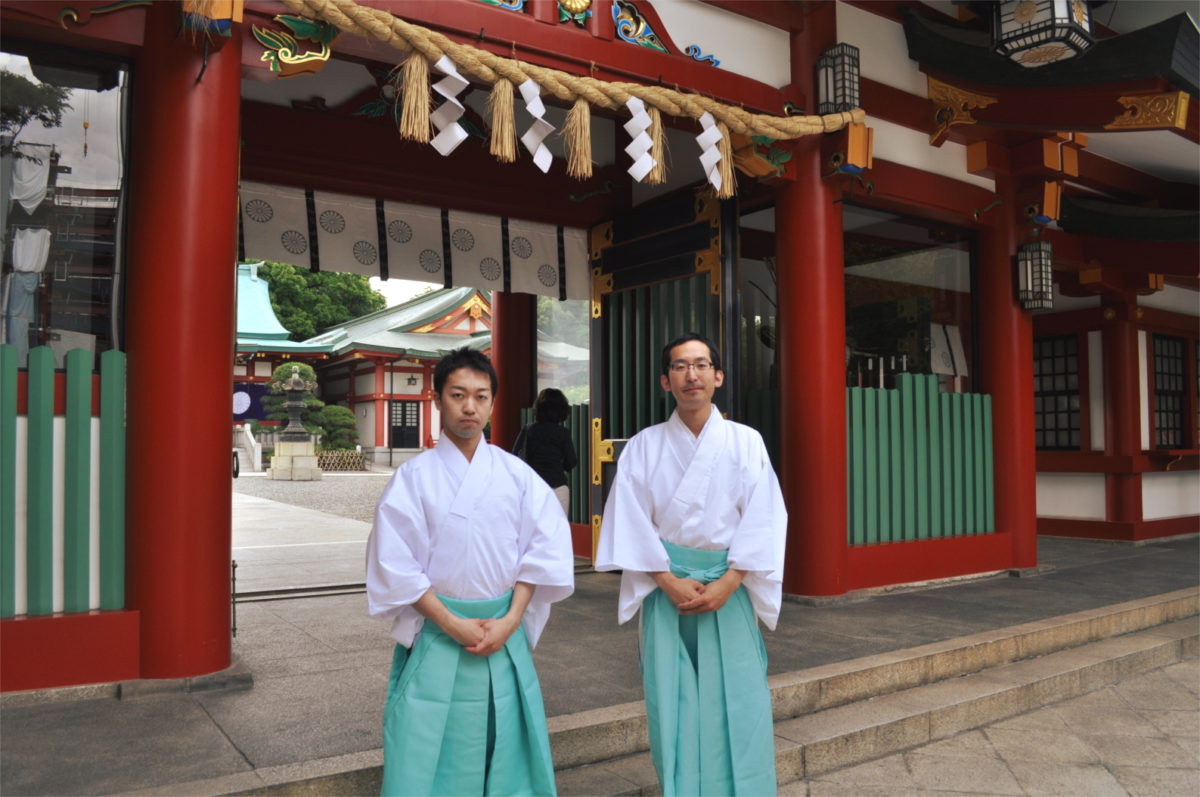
[669,404,723,441]
[435,433,482,481]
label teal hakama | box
[641,540,776,797]
[381,591,556,797]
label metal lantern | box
[816,43,860,115]
[993,0,1094,68]
[1017,240,1054,310]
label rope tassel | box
[646,106,666,185]
[488,78,517,163]
[563,98,593,180]
[716,122,735,199]
[399,54,431,143]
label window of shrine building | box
[1033,334,1082,451]
[1151,333,1188,450]
[843,206,975,394]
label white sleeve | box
[727,431,788,629]
[365,468,432,644]
[594,434,669,624]
[515,469,576,647]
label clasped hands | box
[447,614,519,657]
[653,569,744,615]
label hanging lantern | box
[1017,240,1055,310]
[816,43,860,115]
[993,0,1094,68]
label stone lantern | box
[267,365,323,481]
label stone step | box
[554,616,1199,796]
[548,588,1198,771]
[137,588,1196,796]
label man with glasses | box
[596,332,787,796]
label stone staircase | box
[186,588,1196,796]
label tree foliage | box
[0,70,71,159]
[536,296,589,348]
[269,361,318,387]
[312,404,358,450]
[254,261,386,341]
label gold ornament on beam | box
[1104,92,1190,131]
[252,14,338,78]
[928,76,998,146]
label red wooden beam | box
[858,159,996,227]
[0,0,144,54]
[1,610,140,691]
[243,0,786,114]
[847,533,1015,591]
[860,77,929,138]
[240,100,626,228]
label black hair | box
[660,332,722,376]
[534,387,570,424]
[433,347,498,396]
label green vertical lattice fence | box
[604,274,712,440]
[846,373,994,545]
[519,403,590,525]
[0,344,126,618]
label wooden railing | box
[847,374,995,545]
[1,345,126,618]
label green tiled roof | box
[236,262,332,355]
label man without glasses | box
[367,347,574,796]
[597,332,787,796]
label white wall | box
[836,1,926,96]
[1138,284,1200,316]
[869,117,995,192]
[1138,330,1150,451]
[355,372,376,397]
[1142,472,1200,520]
[651,0,791,88]
[1036,473,1107,520]
[1088,331,1104,452]
[356,401,375,446]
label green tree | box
[253,261,386,341]
[0,70,71,159]
[536,296,589,348]
[313,404,358,450]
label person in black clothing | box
[514,388,578,516]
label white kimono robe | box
[595,406,787,796]
[595,406,787,626]
[366,436,575,648]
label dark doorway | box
[390,400,420,448]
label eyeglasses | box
[669,360,714,373]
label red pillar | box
[978,177,1037,569]
[1102,296,1143,524]
[124,3,241,678]
[490,291,535,450]
[777,5,849,597]
[374,361,387,447]
[423,363,434,447]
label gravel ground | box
[232,471,395,524]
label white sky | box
[369,276,439,307]
[0,52,124,190]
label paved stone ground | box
[232,471,393,525]
[784,658,1200,797]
